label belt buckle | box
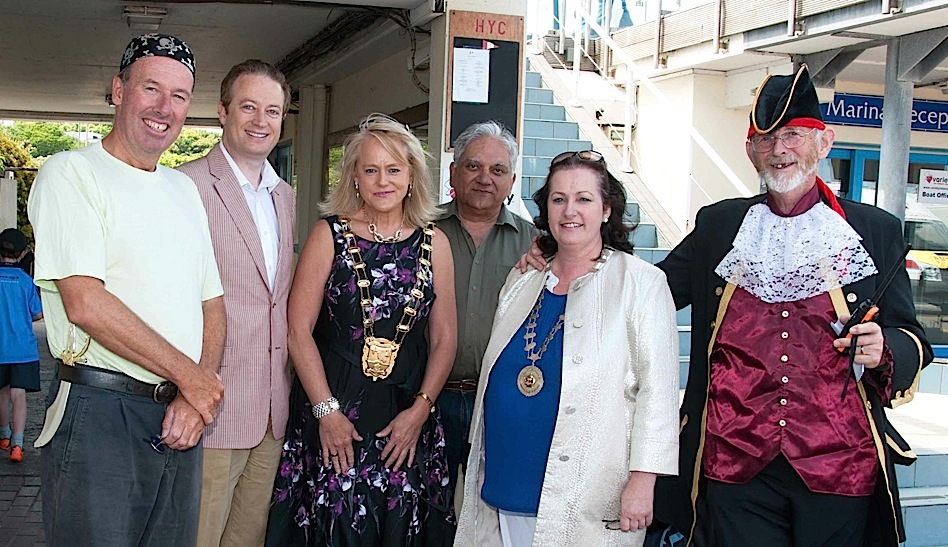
[153,382,177,404]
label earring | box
[354,180,359,191]
[602,216,609,223]
[407,183,413,199]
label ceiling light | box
[123,6,167,31]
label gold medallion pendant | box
[517,365,544,397]
[340,217,435,382]
[362,336,399,381]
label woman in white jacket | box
[455,150,680,547]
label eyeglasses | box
[144,435,166,454]
[551,150,605,166]
[749,128,817,152]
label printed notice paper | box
[453,48,489,103]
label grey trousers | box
[42,379,202,546]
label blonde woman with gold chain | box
[267,114,457,546]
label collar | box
[220,142,280,193]
[439,201,523,230]
[765,177,845,219]
[766,183,820,217]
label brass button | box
[780,355,788,363]
[780,398,787,405]
[781,332,789,339]
[779,419,787,427]
[714,286,723,296]
[781,310,790,318]
[847,292,858,303]
[781,376,789,384]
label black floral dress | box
[267,217,453,547]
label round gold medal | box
[517,365,544,397]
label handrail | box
[567,0,753,201]
[536,35,631,171]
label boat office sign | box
[820,93,948,133]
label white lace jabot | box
[714,202,878,303]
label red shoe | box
[0,438,8,451]
[9,446,22,463]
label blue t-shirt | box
[481,289,566,514]
[0,263,42,364]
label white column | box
[0,171,16,230]
[877,38,913,225]
[295,84,328,246]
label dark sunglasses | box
[551,150,605,166]
[144,434,166,454]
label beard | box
[759,154,819,195]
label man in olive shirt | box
[437,121,538,521]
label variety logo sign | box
[918,169,948,205]
[821,93,948,133]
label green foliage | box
[0,129,38,240]
[159,127,221,168]
[327,146,344,190]
[6,122,79,158]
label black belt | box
[443,379,478,392]
[57,361,178,404]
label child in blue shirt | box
[0,228,43,463]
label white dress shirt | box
[220,143,280,290]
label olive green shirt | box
[437,201,539,381]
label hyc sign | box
[918,169,948,205]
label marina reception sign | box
[821,93,948,133]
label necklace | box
[364,208,404,243]
[340,217,434,381]
[518,289,565,397]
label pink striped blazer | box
[178,143,295,449]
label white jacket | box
[455,249,680,547]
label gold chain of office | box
[340,217,435,381]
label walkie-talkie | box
[830,245,911,400]
[830,245,911,350]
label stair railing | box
[562,0,752,207]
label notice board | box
[446,10,524,151]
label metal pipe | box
[620,67,635,172]
[572,0,583,106]
[713,0,722,52]
[787,0,796,36]
[559,0,567,54]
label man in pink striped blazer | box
[178,59,295,547]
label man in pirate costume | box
[653,65,932,545]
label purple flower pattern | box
[268,217,452,545]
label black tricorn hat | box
[748,64,825,137]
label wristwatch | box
[311,396,340,419]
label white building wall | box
[690,72,759,223]
[632,72,697,234]
[327,45,431,135]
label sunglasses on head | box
[551,150,605,166]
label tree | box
[6,122,79,158]
[159,127,221,168]
[0,129,38,240]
